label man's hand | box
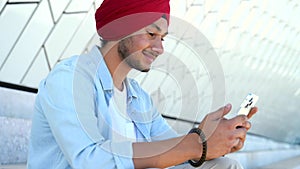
[230,106,258,153]
[198,104,258,160]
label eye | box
[147,31,165,41]
[147,31,155,38]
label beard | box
[117,38,150,72]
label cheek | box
[131,36,150,50]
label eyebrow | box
[150,23,168,36]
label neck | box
[99,43,131,91]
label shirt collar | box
[124,78,138,99]
[90,46,114,91]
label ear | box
[99,40,120,57]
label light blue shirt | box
[27,46,177,169]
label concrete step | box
[0,163,26,169]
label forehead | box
[146,17,168,33]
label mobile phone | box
[237,93,259,116]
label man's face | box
[118,17,168,72]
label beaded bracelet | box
[188,128,207,167]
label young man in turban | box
[28,0,258,168]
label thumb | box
[210,103,232,119]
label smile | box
[143,51,156,63]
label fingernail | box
[226,103,231,109]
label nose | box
[151,37,164,56]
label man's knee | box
[203,157,243,169]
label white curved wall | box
[0,0,299,166]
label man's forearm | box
[133,133,202,168]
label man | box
[27,0,258,168]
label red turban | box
[95,0,170,41]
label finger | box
[229,115,248,129]
[231,139,244,153]
[236,121,251,130]
[234,127,247,142]
[247,107,258,119]
[243,121,251,130]
[210,104,232,120]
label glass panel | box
[48,0,70,22]
[22,48,49,88]
[61,7,97,60]
[94,0,104,9]
[198,12,217,40]
[170,0,186,18]
[184,5,204,27]
[217,0,240,22]
[139,70,183,116]
[203,0,224,14]
[85,34,100,53]
[0,0,8,12]
[213,21,229,48]
[0,4,37,68]
[65,0,94,13]
[193,0,204,5]
[0,0,53,84]
[290,7,299,31]
[44,13,85,68]
[165,119,193,135]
